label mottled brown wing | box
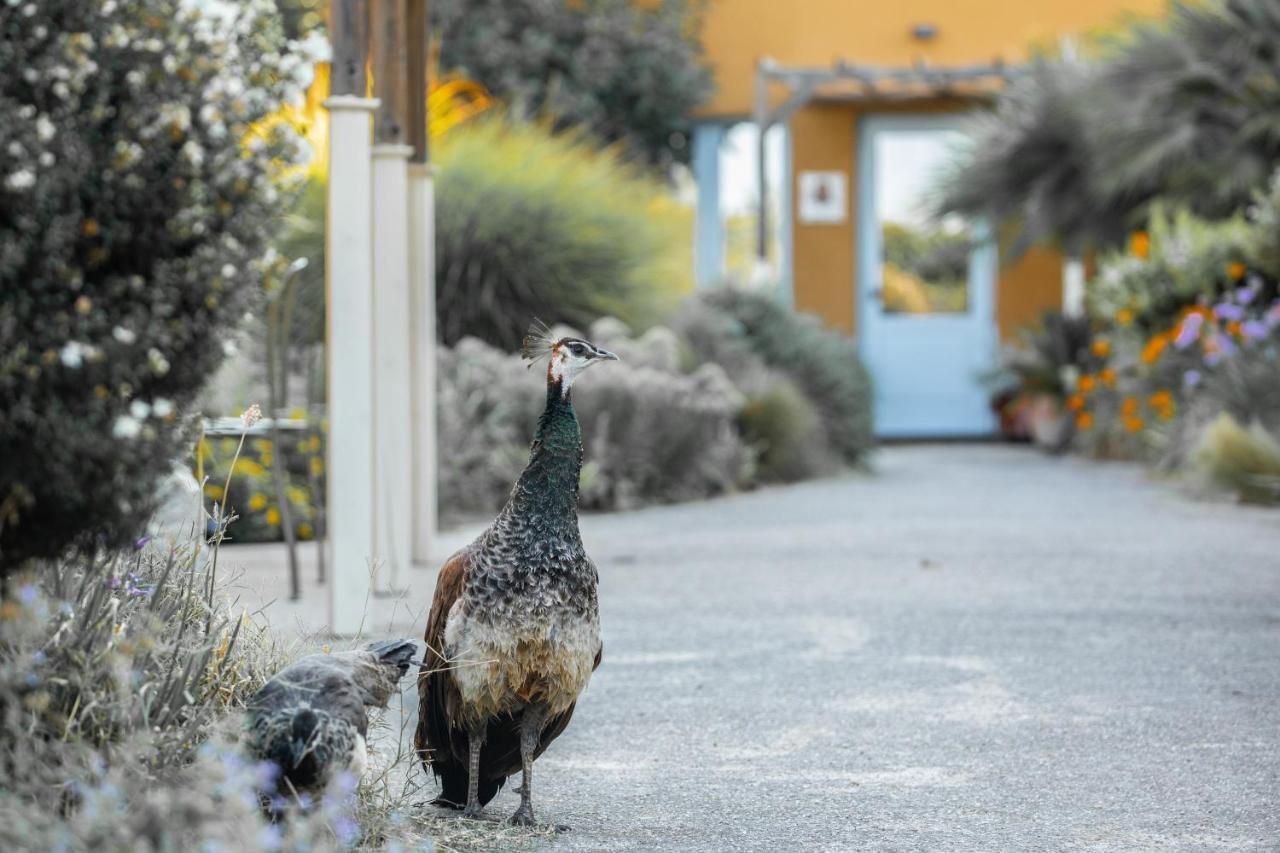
[415,546,472,796]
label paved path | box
[235,445,1280,851]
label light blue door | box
[856,115,997,438]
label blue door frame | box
[855,114,997,438]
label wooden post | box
[325,0,379,633]
[370,0,414,592]
[406,0,439,563]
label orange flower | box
[1091,339,1111,358]
[1226,320,1242,337]
[1115,308,1134,327]
[1149,390,1175,420]
[1100,367,1117,388]
[1076,411,1094,431]
[1227,261,1246,281]
[1123,415,1145,433]
[1121,396,1140,417]
[1140,333,1168,364]
[1078,374,1097,393]
[1130,231,1150,259]
[1067,394,1086,412]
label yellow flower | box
[1076,411,1094,431]
[265,507,281,526]
[93,384,110,400]
[287,485,308,505]
[309,457,324,477]
[1123,415,1145,433]
[1227,261,1246,280]
[82,219,100,237]
[1121,396,1140,417]
[1140,333,1168,365]
[248,493,267,511]
[205,484,224,500]
[1100,367,1117,388]
[1129,231,1150,259]
[298,522,314,540]
[1078,374,1097,393]
[1090,339,1111,358]
[252,438,273,453]
[290,407,306,420]
[1066,394,1086,412]
[1115,308,1134,327]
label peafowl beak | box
[594,348,619,362]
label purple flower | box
[1214,302,1246,322]
[108,576,122,589]
[1235,281,1260,305]
[334,770,358,796]
[252,760,281,792]
[18,584,37,605]
[133,535,152,550]
[1240,319,1270,342]
[256,824,284,851]
[1184,369,1202,388]
[333,815,360,847]
[1173,313,1203,349]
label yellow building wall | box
[699,0,1164,338]
[699,0,1167,118]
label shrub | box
[436,326,747,518]
[737,379,838,483]
[434,115,691,350]
[432,0,714,167]
[1194,413,1280,505]
[0,0,309,573]
[684,289,876,466]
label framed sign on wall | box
[798,170,847,224]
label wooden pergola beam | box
[371,0,409,144]
[406,0,430,165]
[330,0,369,96]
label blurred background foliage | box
[937,0,1280,255]
[431,0,714,168]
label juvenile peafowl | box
[416,323,617,826]
[247,639,418,798]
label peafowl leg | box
[509,705,547,826]
[462,725,485,820]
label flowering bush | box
[199,422,326,544]
[1067,185,1280,494]
[0,0,311,572]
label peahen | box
[416,323,617,825]
[246,639,418,798]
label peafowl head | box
[521,321,619,396]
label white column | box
[371,143,415,592]
[324,94,379,635]
[1063,255,1086,318]
[409,162,439,564]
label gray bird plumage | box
[247,639,417,796]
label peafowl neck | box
[505,379,583,535]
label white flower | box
[147,348,170,376]
[129,399,151,420]
[153,398,174,418]
[35,115,55,141]
[59,341,87,368]
[241,404,262,428]
[222,339,238,357]
[38,151,54,167]
[221,263,236,278]
[112,415,141,439]
[112,326,137,344]
[5,169,35,191]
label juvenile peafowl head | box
[521,320,619,396]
